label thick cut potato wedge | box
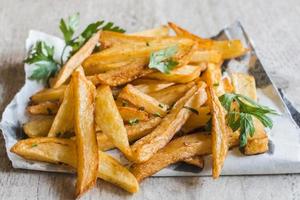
[83,37,194,67]
[202,62,225,97]
[182,106,211,133]
[97,117,162,151]
[133,79,174,94]
[30,85,66,103]
[130,26,169,37]
[208,86,230,179]
[48,84,74,137]
[23,117,54,138]
[190,50,222,64]
[52,32,100,88]
[27,101,59,115]
[131,82,206,163]
[148,82,195,105]
[10,138,139,193]
[168,22,247,59]
[131,133,211,182]
[73,70,98,197]
[222,77,234,93]
[118,84,169,116]
[183,155,205,168]
[131,129,241,182]
[88,59,151,87]
[118,106,149,122]
[145,64,204,83]
[231,72,257,100]
[95,85,132,157]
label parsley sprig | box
[25,41,60,81]
[25,13,125,82]
[219,93,277,147]
[149,46,179,73]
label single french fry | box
[97,117,162,151]
[95,85,132,157]
[52,31,100,88]
[118,84,169,116]
[27,101,59,115]
[88,59,151,86]
[149,82,195,106]
[130,26,169,37]
[118,106,149,122]
[208,86,230,179]
[131,82,206,163]
[182,106,211,133]
[83,59,134,75]
[133,79,174,94]
[30,85,66,103]
[190,50,222,64]
[131,133,211,182]
[23,117,54,138]
[183,155,205,168]
[47,84,74,137]
[145,64,204,83]
[231,73,257,101]
[202,62,225,97]
[10,138,139,193]
[73,70,98,197]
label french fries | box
[118,84,169,116]
[27,101,59,115]
[30,85,66,103]
[208,86,230,179]
[10,137,139,193]
[95,85,132,157]
[52,31,100,88]
[14,21,273,196]
[73,70,98,197]
[131,82,206,163]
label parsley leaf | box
[59,13,80,44]
[25,41,60,82]
[128,118,139,126]
[149,46,179,73]
[219,93,277,147]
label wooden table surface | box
[1,0,300,199]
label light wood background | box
[0,0,300,199]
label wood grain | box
[1,0,300,199]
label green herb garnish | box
[219,93,277,147]
[31,144,38,148]
[183,106,199,115]
[149,46,178,74]
[128,118,139,126]
[25,41,60,82]
[122,100,129,107]
[158,103,164,108]
[153,112,161,117]
[213,82,219,87]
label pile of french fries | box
[11,22,269,198]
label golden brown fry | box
[222,77,234,93]
[47,84,74,137]
[148,82,195,105]
[231,72,257,100]
[10,138,139,193]
[131,82,206,163]
[52,31,100,88]
[27,101,59,115]
[133,79,174,94]
[97,117,162,151]
[119,84,169,116]
[182,106,211,133]
[83,59,134,75]
[131,133,211,182]
[95,85,132,157]
[73,70,98,197]
[145,64,204,83]
[208,86,230,179]
[23,117,54,138]
[202,63,225,97]
[30,85,66,103]
[190,50,222,64]
[118,106,149,122]
[130,26,169,37]
[183,155,205,168]
[88,59,151,86]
